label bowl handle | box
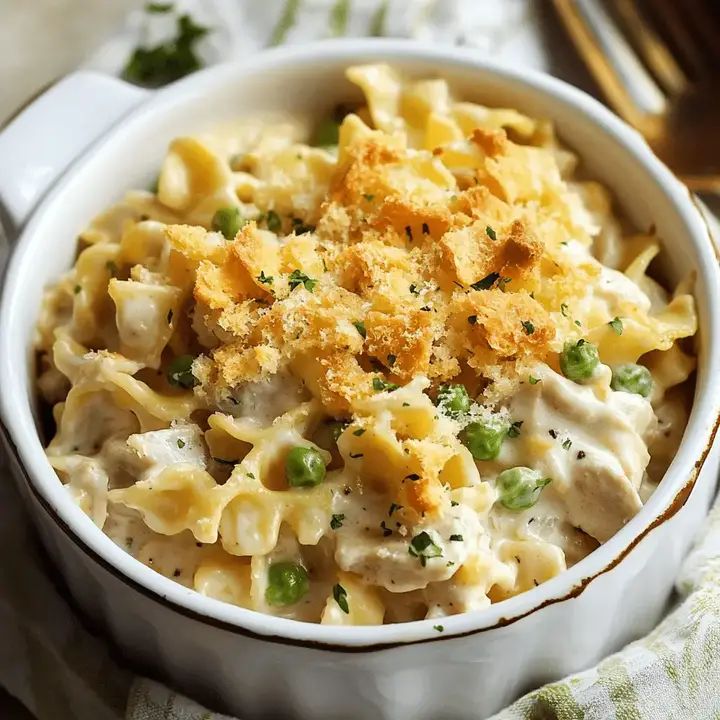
[0,72,149,236]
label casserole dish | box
[1,39,719,719]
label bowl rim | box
[2,37,720,650]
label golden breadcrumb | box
[189,128,566,416]
[365,310,434,381]
[471,127,508,157]
[448,289,554,371]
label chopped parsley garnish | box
[330,513,345,529]
[177,438,185,449]
[380,521,392,537]
[257,270,274,285]
[387,354,397,367]
[562,438,572,450]
[246,472,255,479]
[353,428,366,436]
[450,500,459,507]
[528,375,540,384]
[549,429,558,439]
[362,193,375,202]
[420,305,431,312]
[353,321,366,338]
[349,452,364,459]
[434,624,444,632]
[288,269,317,292]
[328,421,348,443]
[608,317,623,335]
[388,502,402,516]
[467,315,478,325]
[507,420,523,438]
[574,319,582,327]
[486,225,497,241]
[449,534,463,542]
[404,473,421,481]
[409,283,420,296]
[471,272,499,291]
[167,309,173,323]
[167,354,198,389]
[560,303,570,317]
[577,450,586,460]
[74,285,81,294]
[405,226,413,241]
[372,377,399,392]
[333,583,349,614]
[408,531,443,567]
[266,209,282,233]
[422,222,430,235]
[122,13,210,87]
[521,320,535,335]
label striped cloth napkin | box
[3,1,719,718]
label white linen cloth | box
[1,1,718,719]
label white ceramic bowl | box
[1,40,719,720]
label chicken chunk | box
[126,424,207,482]
[505,364,655,542]
[333,494,483,593]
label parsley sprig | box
[123,13,210,87]
[408,531,443,567]
[372,377,399,393]
[333,583,349,614]
[288,269,317,292]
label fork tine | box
[611,0,687,96]
[645,0,710,80]
[553,0,666,132]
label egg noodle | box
[36,65,697,625]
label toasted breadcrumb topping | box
[176,128,574,416]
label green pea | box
[461,418,509,461]
[167,355,197,389]
[437,384,471,417]
[265,562,309,606]
[611,363,653,398]
[211,206,244,240]
[497,467,552,511]
[285,446,326,487]
[311,118,340,147]
[559,339,599,382]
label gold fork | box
[553,0,720,193]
